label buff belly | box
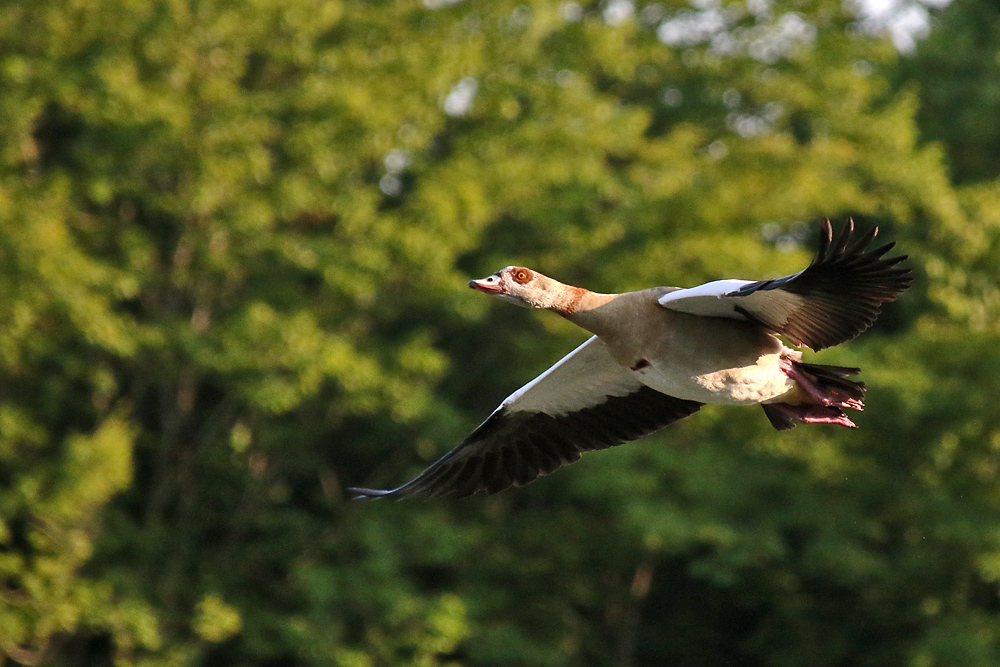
[599,308,804,406]
[631,348,801,405]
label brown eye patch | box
[511,267,533,284]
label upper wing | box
[349,336,701,499]
[656,219,911,351]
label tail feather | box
[766,359,868,430]
[793,361,866,404]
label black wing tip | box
[815,218,906,260]
[812,219,911,282]
[820,217,834,240]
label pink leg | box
[762,402,858,430]
[779,357,864,411]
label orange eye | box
[511,268,533,284]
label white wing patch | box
[500,336,643,417]
[657,279,806,328]
[656,279,754,318]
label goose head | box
[469,266,567,309]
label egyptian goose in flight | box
[351,220,910,499]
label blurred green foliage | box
[1,0,1000,665]
[896,0,1000,186]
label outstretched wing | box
[656,219,911,350]
[349,336,701,499]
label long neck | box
[537,278,618,324]
[549,288,616,316]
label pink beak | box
[469,276,503,294]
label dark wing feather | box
[731,219,911,350]
[658,219,911,351]
[349,386,701,499]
